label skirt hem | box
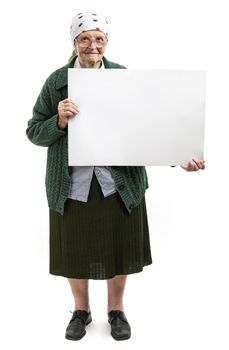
[49,260,153,280]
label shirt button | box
[118,184,125,191]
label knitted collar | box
[55,55,112,90]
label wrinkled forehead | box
[76,30,106,39]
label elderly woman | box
[26,12,205,341]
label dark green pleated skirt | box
[49,172,153,280]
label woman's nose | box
[88,40,97,48]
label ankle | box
[74,305,91,313]
[107,305,124,313]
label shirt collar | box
[55,55,111,90]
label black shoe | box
[65,310,92,340]
[108,310,131,340]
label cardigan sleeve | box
[26,78,66,147]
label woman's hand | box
[57,98,80,129]
[180,158,205,172]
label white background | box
[0,0,228,349]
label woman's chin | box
[79,54,102,68]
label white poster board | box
[68,69,206,166]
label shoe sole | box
[111,331,131,341]
[65,318,92,341]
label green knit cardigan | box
[26,56,149,215]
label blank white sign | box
[68,69,206,166]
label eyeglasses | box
[76,35,107,48]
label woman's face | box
[74,30,108,68]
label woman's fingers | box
[186,160,198,171]
[57,99,80,129]
[62,105,80,116]
[63,102,80,110]
[58,99,80,117]
[60,102,80,113]
[182,158,205,171]
[192,158,205,170]
[62,98,80,110]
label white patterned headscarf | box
[70,11,109,43]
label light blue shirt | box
[68,166,117,202]
[67,57,117,202]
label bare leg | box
[107,275,127,313]
[68,278,91,312]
